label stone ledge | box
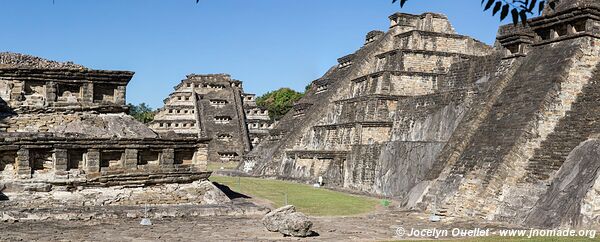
[395,29,477,41]
[334,94,405,104]
[313,121,393,129]
[350,70,445,84]
[0,202,269,222]
[532,32,600,46]
[285,150,349,159]
[0,68,134,84]
[375,48,480,59]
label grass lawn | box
[209,175,379,216]
[206,161,239,171]
[209,177,599,242]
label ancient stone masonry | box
[243,1,600,229]
[243,93,274,148]
[150,74,274,163]
[0,53,211,200]
[242,12,493,186]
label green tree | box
[127,103,156,124]
[256,88,304,121]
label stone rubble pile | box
[0,52,85,69]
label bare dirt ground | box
[0,205,516,242]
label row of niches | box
[247,122,274,129]
[209,99,229,107]
[315,84,329,94]
[184,82,239,89]
[535,19,588,42]
[1,80,124,107]
[339,60,353,69]
[292,103,314,118]
[171,95,192,102]
[155,116,234,126]
[214,116,232,124]
[502,19,592,58]
[217,134,233,141]
[245,108,268,116]
[243,95,256,102]
[157,122,196,128]
[166,108,195,114]
[338,54,355,69]
[293,109,307,117]
[217,152,239,161]
[365,31,384,45]
[311,78,332,95]
[0,148,196,178]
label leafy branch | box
[393,0,559,25]
[128,103,156,124]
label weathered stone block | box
[16,148,30,178]
[161,148,175,166]
[124,149,138,168]
[115,85,126,105]
[86,149,100,173]
[53,148,68,171]
[193,146,208,170]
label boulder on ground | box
[261,205,313,237]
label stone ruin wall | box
[244,1,600,229]
[0,53,212,208]
[0,69,128,111]
[150,74,274,163]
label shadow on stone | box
[285,231,319,237]
[212,182,251,199]
[0,192,9,201]
[0,96,16,124]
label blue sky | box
[1,0,510,108]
